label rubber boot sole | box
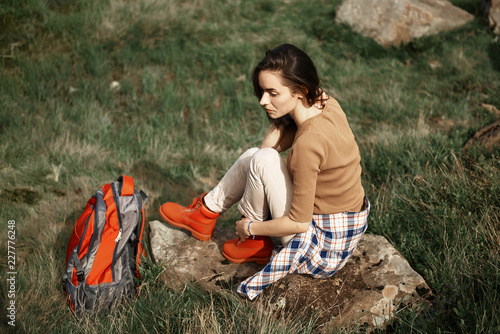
[159,207,212,242]
[222,250,270,265]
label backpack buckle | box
[129,233,139,247]
[71,251,85,283]
[62,274,68,291]
[76,270,85,282]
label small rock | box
[110,81,121,91]
[428,60,442,70]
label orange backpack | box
[62,175,147,316]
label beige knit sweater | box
[287,98,365,223]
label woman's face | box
[258,71,301,120]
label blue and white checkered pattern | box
[237,197,370,300]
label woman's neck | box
[290,102,323,128]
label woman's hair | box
[252,44,325,125]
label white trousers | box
[203,147,295,245]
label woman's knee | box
[250,147,282,172]
[236,147,260,168]
[241,147,260,159]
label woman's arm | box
[260,123,296,153]
[235,215,309,241]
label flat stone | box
[148,220,265,290]
[259,234,433,332]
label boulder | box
[148,220,264,290]
[489,0,500,35]
[261,234,433,332]
[149,220,433,332]
[335,0,474,47]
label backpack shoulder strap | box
[117,175,134,196]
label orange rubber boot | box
[222,236,274,265]
[159,193,220,241]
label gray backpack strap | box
[71,251,85,282]
[139,190,148,205]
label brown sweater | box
[287,98,365,223]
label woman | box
[159,43,370,300]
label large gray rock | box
[148,220,263,290]
[149,220,433,332]
[335,0,474,47]
[262,234,433,332]
[490,0,500,35]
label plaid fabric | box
[237,197,370,300]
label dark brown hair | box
[252,44,325,125]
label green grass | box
[1,0,499,332]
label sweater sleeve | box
[288,131,326,223]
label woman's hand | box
[235,217,253,243]
[314,91,329,109]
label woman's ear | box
[296,85,308,99]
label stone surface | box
[335,0,474,47]
[148,220,264,291]
[149,220,433,332]
[490,0,500,35]
[259,234,433,332]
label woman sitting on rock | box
[159,43,370,300]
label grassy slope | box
[0,0,499,332]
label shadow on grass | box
[488,41,500,72]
